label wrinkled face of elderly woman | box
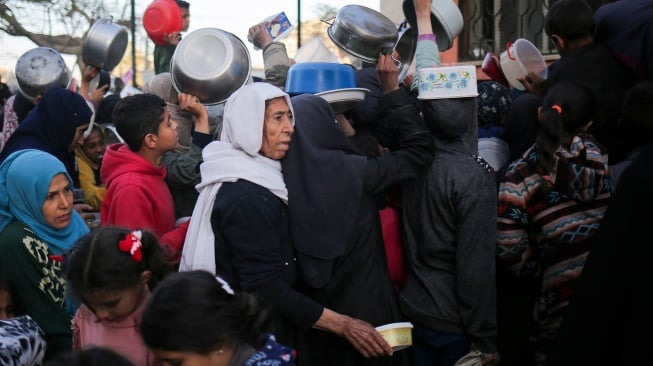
[260,97,294,160]
[42,173,74,229]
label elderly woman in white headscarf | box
[142,72,215,219]
[180,82,393,361]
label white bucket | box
[499,38,548,91]
[294,37,339,63]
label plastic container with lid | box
[500,38,548,91]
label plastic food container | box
[499,38,548,91]
[376,322,414,351]
[417,65,478,99]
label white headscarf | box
[179,82,294,272]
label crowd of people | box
[1,0,652,365]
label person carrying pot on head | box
[154,0,190,75]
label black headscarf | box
[281,94,366,288]
[503,93,542,161]
[0,87,92,180]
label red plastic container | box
[143,0,182,45]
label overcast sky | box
[0,0,380,84]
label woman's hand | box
[313,308,393,358]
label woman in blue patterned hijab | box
[0,149,89,254]
[0,149,90,359]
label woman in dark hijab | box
[0,87,93,184]
[281,71,434,365]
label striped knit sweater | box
[496,134,612,362]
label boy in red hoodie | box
[100,93,198,264]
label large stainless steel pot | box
[82,17,129,71]
[170,28,252,105]
[15,47,71,101]
[324,5,399,63]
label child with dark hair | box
[496,80,612,366]
[520,0,636,165]
[63,226,174,366]
[75,123,107,211]
[45,347,134,366]
[0,276,47,365]
[100,93,189,264]
[140,270,295,366]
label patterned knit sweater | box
[496,134,612,360]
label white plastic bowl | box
[375,322,413,351]
[402,0,464,51]
[499,39,548,91]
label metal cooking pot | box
[402,0,464,51]
[15,47,71,101]
[82,17,129,71]
[395,23,417,83]
[323,5,399,63]
[170,28,251,105]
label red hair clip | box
[118,230,143,262]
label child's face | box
[0,289,15,320]
[154,109,179,153]
[81,129,107,165]
[82,281,148,323]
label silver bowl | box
[15,47,71,101]
[171,28,252,105]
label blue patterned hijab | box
[0,149,89,254]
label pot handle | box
[320,16,335,26]
[391,54,402,69]
[506,42,516,60]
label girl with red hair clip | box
[62,226,174,366]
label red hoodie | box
[100,143,188,262]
